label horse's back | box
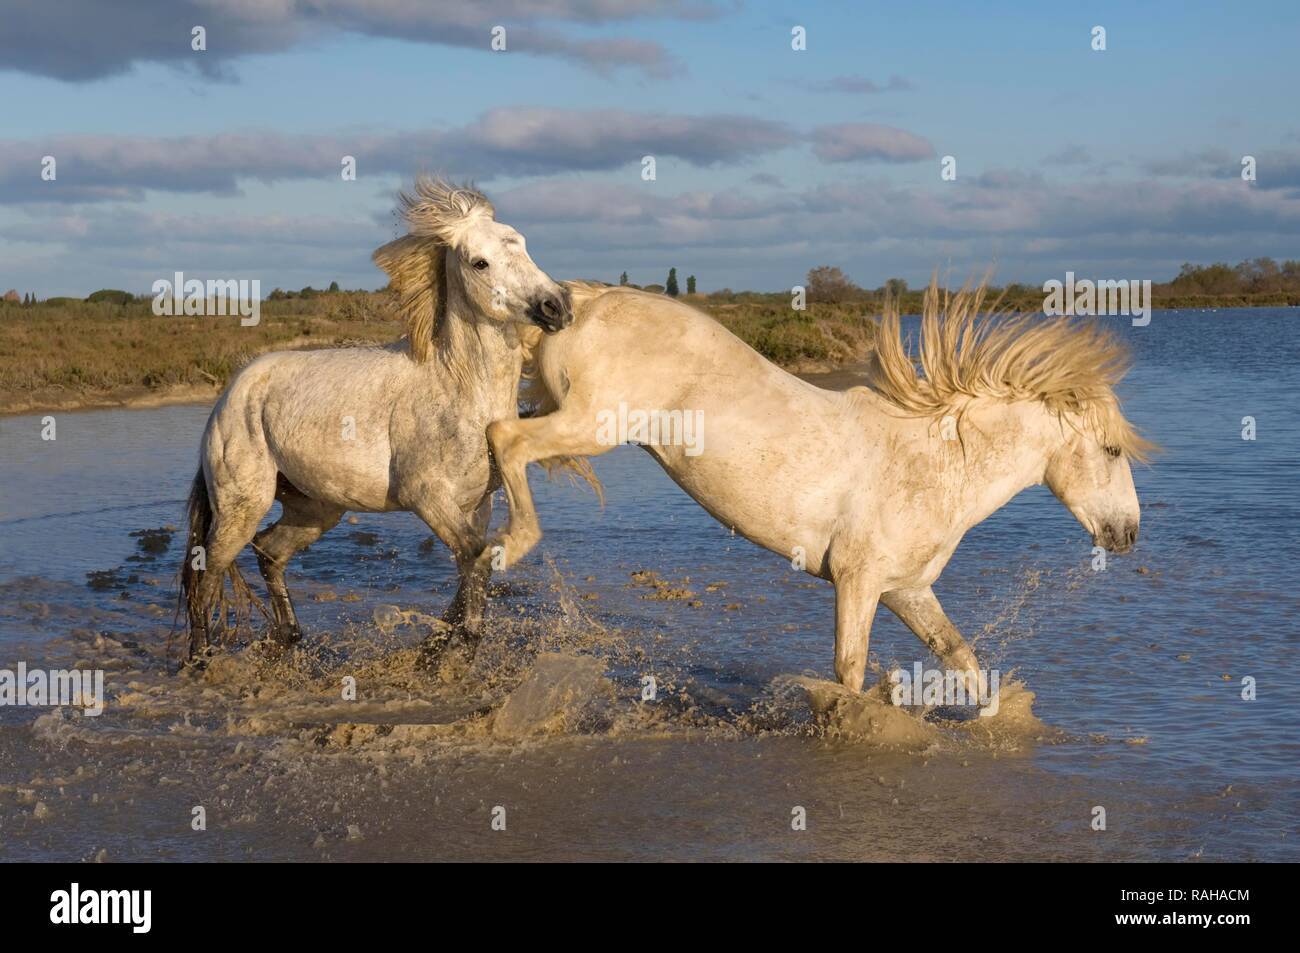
[541,286,865,570]
[552,287,784,400]
[202,344,413,511]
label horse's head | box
[1044,405,1142,554]
[449,212,571,334]
[373,177,571,363]
[870,280,1154,556]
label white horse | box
[475,281,1152,693]
[180,178,577,661]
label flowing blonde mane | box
[372,176,496,365]
[868,281,1154,461]
[399,176,495,245]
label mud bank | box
[0,364,869,418]
[0,382,220,418]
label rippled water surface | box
[0,309,1297,861]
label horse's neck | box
[947,399,1060,532]
[432,302,524,418]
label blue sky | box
[2,0,1298,295]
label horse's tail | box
[177,467,211,637]
[175,466,263,651]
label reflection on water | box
[0,309,1297,861]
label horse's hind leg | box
[253,478,345,647]
[880,586,982,698]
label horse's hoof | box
[270,623,303,647]
[416,627,480,674]
[251,637,293,663]
[415,634,453,671]
[179,646,215,674]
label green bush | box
[86,289,134,304]
[752,322,831,363]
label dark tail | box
[178,468,211,635]
[174,467,264,656]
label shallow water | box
[0,308,1297,861]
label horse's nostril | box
[540,297,560,319]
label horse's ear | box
[372,235,446,363]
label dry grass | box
[0,292,404,413]
[0,290,876,414]
[699,296,876,368]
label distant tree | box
[686,275,697,295]
[665,268,679,297]
[619,271,629,286]
[87,289,134,305]
[883,277,908,298]
[1171,262,1238,295]
[328,280,340,292]
[643,283,665,294]
[806,265,859,303]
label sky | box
[2,0,1299,296]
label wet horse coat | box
[478,282,1150,693]
[180,179,573,659]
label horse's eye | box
[1104,445,1121,458]
[473,259,490,271]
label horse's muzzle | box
[529,293,572,333]
[1095,520,1139,554]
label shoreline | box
[0,383,222,418]
[3,299,1293,419]
[0,364,873,418]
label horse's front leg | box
[409,494,487,666]
[832,569,881,692]
[441,491,494,635]
[880,585,982,699]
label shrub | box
[806,265,860,304]
[87,289,134,305]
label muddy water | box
[0,309,1297,861]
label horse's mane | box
[867,280,1154,462]
[399,176,495,245]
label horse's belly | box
[647,447,834,576]
[281,457,393,511]
[269,435,395,511]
